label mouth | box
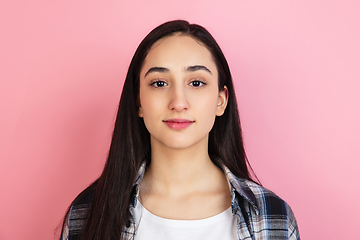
[162,118,195,130]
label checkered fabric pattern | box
[61,163,300,240]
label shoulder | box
[245,180,295,218]
[233,178,300,239]
[61,180,97,240]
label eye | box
[150,80,168,88]
[189,80,206,87]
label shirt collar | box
[222,165,259,214]
[131,161,259,214]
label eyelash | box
[150,79,168,88]
[149,79,207,88]
[189,80,207,87]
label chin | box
[159,137,208,150]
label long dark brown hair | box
[61,20,257,240]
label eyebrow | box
[144,67,169,77]
[186,65,212,75]
[144,65,212,77]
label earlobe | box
[137,96,143,118]
[138,107,143,118]
[216,86,228,116]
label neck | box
[141,135,225,196]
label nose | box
[168,84,189,112]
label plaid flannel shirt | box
[61,163,300,240]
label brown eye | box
[189,80,206,87]
[151,80,167,88]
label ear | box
[138,107,143,118]
[216,86,228,116]
[137,97,143,118]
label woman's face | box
[138,34,228,150]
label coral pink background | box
[1,1,359,239]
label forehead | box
[141,34,217,75]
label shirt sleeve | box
[287,203,300,240]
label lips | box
[162,118,195,130]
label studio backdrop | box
[1,1,359,239]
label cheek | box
[195,90,219,112]
[139,92,164,124]
[193,94,218,124]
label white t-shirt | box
[133,202,237,240]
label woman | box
[60,20,300,240]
